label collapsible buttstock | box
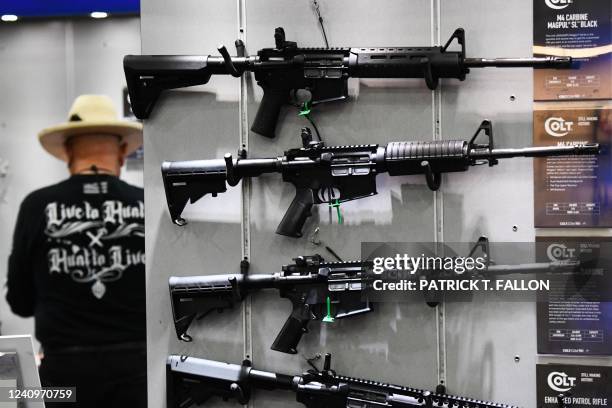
[173,313,197,342]
[170,291,237,342]
[123,55,214,119]
[161,160,228,226]
[169,274,244,342]
[166,356,251,408]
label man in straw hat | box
[6,95,146,407]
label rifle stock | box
[161,159,228,226]
[124,55,220,118]
[169,274,246,341]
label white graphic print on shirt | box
[44,200,145,299]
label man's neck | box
[70,159,120,176]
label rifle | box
[169,238,580,354]
[161,120,600,237]
[170,255,370,354]
[125,27,572,137]
[167,353,521,408]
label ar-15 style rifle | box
[169,238,579,354]
[167,353,530,408]
[161,120,599,237]
[125,27,572,137]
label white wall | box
[140,1,612,407]
[0,17,141,346]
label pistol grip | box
[276,188,314,238]
[251,86,288,138]
[271,314,311,354]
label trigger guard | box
[316,187,341,203]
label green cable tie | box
[322,296,335,323]
[298,101,311,117]
[329,199,343,225]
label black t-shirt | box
[6,174,145,349]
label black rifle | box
[125,27,572,137]
[169,239,579,354]
[161,121,600,237]
[167,353,523,408]
[170,256,370,354]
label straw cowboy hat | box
[38,95,143,162]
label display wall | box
[140,1,611,407]
[0,17,141,345]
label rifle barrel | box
[470,143,599,160]
[487,261,579,275]
[464,56,572,68]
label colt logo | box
[546,243,576,261]
[545,117,574,137]
[545,0,572,10]
[547,372,576,392]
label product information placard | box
[533,104,612,227]
[533,0,611,101]
[537,364,611,407]
[535,238,612,356]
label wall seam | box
[432,0,447,392]
[238,0,253,403]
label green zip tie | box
[329,199,343,224]
[322,296,335,323]
[298,101,312,117]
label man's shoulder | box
[19,177,143,209]
[20,180,71,208]
[114,179,144,201]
